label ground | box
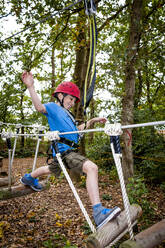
[0,157,165,248]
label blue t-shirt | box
[43,102,79,155]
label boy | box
[20,71,121,229]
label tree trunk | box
[50,44,56,102]
[73,13,89,155]
[121,0,143,182]
[0,180,49,200]
[120,219,165,248]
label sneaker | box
[94,206,121,229]
[20,173,43,192]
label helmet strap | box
[57,93,67,107]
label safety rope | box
[1,120,165,138]
[51,139,96,233]
[105,123,134,240]
[32,129,44,172]
[82,0,97,114]
[0,121,46,129]
[111,140,134,240]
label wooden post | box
[86,204,142,248]
[0,180,49,200]
[120,219,165,248]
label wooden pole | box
[0,180,49,200]
[120,219,165,248]
[86,204,142,248]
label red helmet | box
[52,81,80,102]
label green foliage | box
[80,222,92,235]
[160,182,165,193]
[102,193,112,201]
[86,134,114,170]
[127,176,155,222]
[43,233,77,248]
[133,109,165,184]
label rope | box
[0,120,165,138]
[0,0,83,43]
[82,0,97,114]
[32,131,43,172]
[110,143,134,240]
[56,152,96,233]
[0,121,46,129]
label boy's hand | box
[21,71,34,88]
[92,117,107,124]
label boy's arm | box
[22,71,47,114]
[78,117,107,131]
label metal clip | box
[84,0,96,16]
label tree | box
[121,0,143,181]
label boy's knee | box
[83,160,98,174]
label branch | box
[25,14,71,71]
[145,1,165,21]
[98,3,129,32]
[0,12,12,19]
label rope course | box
[1,0,165,246]
[0,120,165,246]
[1,120,165,138]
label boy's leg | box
[82,160,100,205]
[31,166,50,177]
[20,166,50,191]
[59,151,121,228]
[83,160,121,229]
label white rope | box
[8,149,12,190]
[104,123,134,240]
[104,123,123,136]
[32,138,41,172]
[1,120,164,138]
[110,144,134,240]
[0,121,46,129]
[56,152,96,233]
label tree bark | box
[0,180,49,200]
[50,44,56,102]
[120,219,165,248]
[73,13,89,155]
[0,177,15,187]
[121,0,143,182]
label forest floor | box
[0,157,165,248]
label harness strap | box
[59,137,79,149]
[46,138,79,165]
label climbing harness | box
[82,0,97,114]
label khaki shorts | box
[48,151,88,180]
